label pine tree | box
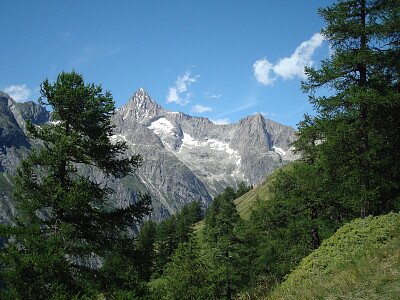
[160,237,210,300]
[235,181,252,198]
[248,162,350,280]
[136,219,157,281]
[297,0,400,217]
[152,201,203,276]
[204,187,244,300]
[0,71,151,299]
[176,201,203,244]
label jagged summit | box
[0,91,10,99]
[117,88,163,123]
[128,88,162,111]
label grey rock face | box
[110,89,299,219]
[0,89,299,223]
[0,93,51,224]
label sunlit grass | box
[267,213,400,300]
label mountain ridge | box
[0,88,299,221]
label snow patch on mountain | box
[273,146,286,156]
[208,139,237,157]
[179,132,242,169]
[148,118,175,137]
[181,132,200,148]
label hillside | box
[267,212,400,300]
[233,162,295,219]
[192,161,400,300]
[193,163,399,299]
[194,162,294,235]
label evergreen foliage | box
[138,201,203,278]
[203,187,248,300]
[145,184,252,299]
[136,219,157,282]
[0,71,151,299]
[156,237,211,300]
[296,0,400,217]
[247,161,353,279]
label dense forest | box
[1,0,399,299]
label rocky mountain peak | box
[0,91,10,100]
[129,88,162,111]
[117,88,163,123]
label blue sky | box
[1,0,335,129]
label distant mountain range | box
[0,89,299,223]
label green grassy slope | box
[194,162,294,234]
[234,162,295,219]
[267,212,400,300]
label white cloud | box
[167,71,199,105]
[211,118,230,125]
[254,33,324,85]
[274,33,324,79]
[167,87,180,103]
[206,92,222,99]
[192,104,212,113]
[253,58,276,85]
[4,84,32,102]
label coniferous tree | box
[297,0,400,217]
[152,201,203,276]
[175,201,203,244]
[204,187,244,300]
[235,181,252,198]
[136,219,157,282]
[159,237,211,300]
[248,162,351,280]
[0,71,151,299]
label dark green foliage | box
[297,0,400,217]
[0,71,151,299]
[235,181,252,198]
[176,201,203,243]
[154,215,178,275]
[156,237,211,300]
[203,187,247,300]
[204,187,239,244]
[247,162,351,280]
[140,201,203,278]
[148,186,253,299]
[100,250,149,300]
[136,220,157,281]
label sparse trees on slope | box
[0,71,151,299]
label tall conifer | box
[297,0,400,217]
[0,71,151,299]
